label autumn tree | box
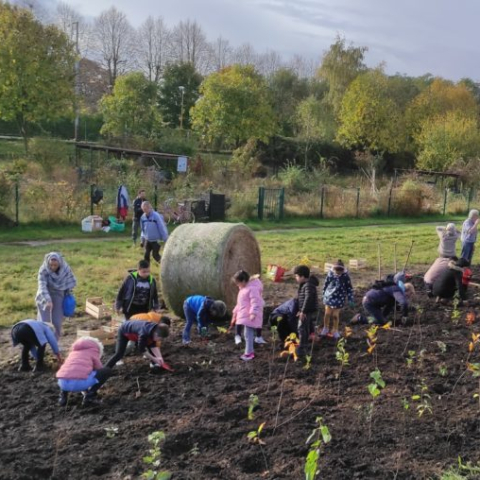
[191,65,277,148]
[0,2,76,151]
[100,72,162,139]
[158,63,202,129]
[317,36,368,116]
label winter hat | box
[211,300,227,318]
[333,260,345,271]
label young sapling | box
[142,431,171,480]
[248,394,259,421]
[304,416,332,480]
[411,380,433,417]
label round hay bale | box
[160,222,261,316]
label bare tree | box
[55,2,93,57]
[170,19,211,73]
[137,16,171,83]
[93,6,134,86]
[288,53,318,78]
[257,49,283,77]
[210,36,232,71]
[232,42,258,67]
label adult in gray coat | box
[436,223,460,257]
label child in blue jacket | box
[321,260,354,339]
[11,319,63,372]
[182,295,227,345]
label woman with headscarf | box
[36,252,77,338]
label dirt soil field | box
[2,272,480,479]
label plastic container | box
[108,216,125,232]
[81,215,103,232]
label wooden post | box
[15,180,19,226]
[356,187,360,218]
[443,188,448,215]
[320,186,325,219]
[377,243,382,280]
[387,187,393,216]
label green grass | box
[0,223,445,326]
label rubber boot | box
[33,362,46,373]
[58,391,69,407]
[18,363,32,372]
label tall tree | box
[210,36,232,71]
[191,65,277,148]
[137,16,170,83]
[232,43,257,66]
[100,72,162,139]
[158,63,202,128]
[257,49,283,78]
[170,19,211,73]
[0,2,76,151]
[317,36,368,116]
[55,1,92,55]
[94,6,134,86]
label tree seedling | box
[248,394,259,421]
[280,333,300,362]
[434,341,447,354]
[468,333,480,353]
[336,338,350,367]
[304,416,331,480]
[466,363,480,410]
[247,422,266,445]
[368,368,385,399]
[216,326,228,334]
[439,365,448,377]
[451,295,461,324]
[142,431,171,480]
[366,323,390,356]
[304,355,312,370]
[406,350,416,369]
[105,426,119,439]
[411,380,433,417]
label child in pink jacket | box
[56,336,112,407]
[231,271,264,361]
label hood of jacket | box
[72,336,104,357]
[308,275,320,287]
[247,277,263,292]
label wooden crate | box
[85,297,112,319]
[324,262,334,273]
[349,258,367,270]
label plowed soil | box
[1,275,480,479]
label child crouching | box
[56,336,111,407]
[231,270,264,361]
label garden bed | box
[1,276,480,479]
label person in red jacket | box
[56,336,111,407]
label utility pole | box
[179,85,185,129]
[73,21,80,142]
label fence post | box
[278,188,285,220]
[387,187,393,216]
[154,184,158,211]
[443,188,448,215]
[15,180,19,226]
[258,187,265,220]
[90,184,95,215]
[356,187,360,218]
[467,187,474,214]
[320,186,325,219]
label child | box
[294,265,319,357]
[131,312,172,326]
[230,271,264,361]
[56,336,111,407]
[321,260,354,340]
[11,319,62,372]
[106,320,169,369]
[115,260,159,319]
[182,296,227,345]
[268,299,298,343]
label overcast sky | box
[55,0,480,80]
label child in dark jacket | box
[115,260,159,319]
[56,336,111,407]
[268,299,299,342]
[322,260,354,340]
[360,282,415,325]
[182,295,227,345]
[11,319,62,372]
[106,320,169,368]
[294,265,319,356]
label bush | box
[228,192,258,220]
[277,163,309,192]
[154,129,198,156]
[29,137,71,175]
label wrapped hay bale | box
[160,223,261,316]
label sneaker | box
[254,336,267,345]
[182,339,191,346]
[240,353,255,361]
[234,334,242,345]
[319,327,330,337]
[332,331,341,340]
[116,360,124,366]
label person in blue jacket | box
[268,298,298,342]
[11,319,63,372]
[321,260,355,340]
[106,320,169,369]
[140,201,169,264]
[182,296,227,345]
[355,281,415,326]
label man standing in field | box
[140,201,169,264]
[132,189,146,246]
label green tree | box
[159,63,202,129]
[268,68,310,136]
[337,69,404,154]
[0,2,76,151]
[100,72,162,139]
[296,95,335,167]
[317,36,368,116]
[191,65,277,148]
[415,111,480,171]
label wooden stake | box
[378,242,382,280]
[394,243,397,273]
[403,240,414,272]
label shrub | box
[228,192,257,220]
[29,137,71,175]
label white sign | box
[177,156,188,172]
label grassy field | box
[0,223,444,326]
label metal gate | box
[257,187,285,220]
